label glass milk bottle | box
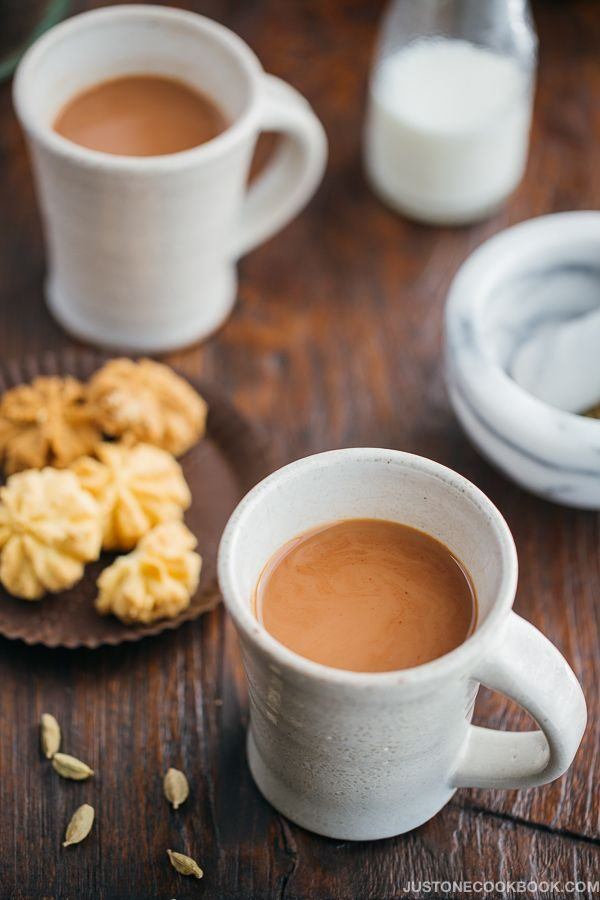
[364,0,537,225]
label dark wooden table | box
[0,1,598,898]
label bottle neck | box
[377,0,537,66]
[452,0,532,32]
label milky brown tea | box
[53,75,228,156]
[254,518,476,672]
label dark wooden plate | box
[0,349,272,648]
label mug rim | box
[218,448,519,690]
[13,4,263,172]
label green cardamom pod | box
[52,752,94,781]
[40,713,61,759]
[163,768,189,810]
[167,850,203,879]
[63,804,95,847]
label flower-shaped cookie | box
[0,468,102,600]
[0,376,102,474]
[88,359,207,457]
[71,442,191,551]
[96,521,201,624]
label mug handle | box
[451,612,587,790]
[232,75,327,259]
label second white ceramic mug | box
[218,448,587,840]
[13,5,327,352]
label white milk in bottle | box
[365,37,535,225]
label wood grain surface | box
[0,1,598,898]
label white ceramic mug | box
[218,448,587,840]
[13,5,327,352]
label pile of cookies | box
[0,359,207,625]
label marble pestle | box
[509,304,600,414]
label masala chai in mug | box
[254,518,477,672]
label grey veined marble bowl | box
[445,211,600,509]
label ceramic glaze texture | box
[445,212,600,509]
[218,449,586,840]
[13,6,327,352]
[242,637,477,838]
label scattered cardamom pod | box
[40,713,61,759]
[167,850,203,880]
[52,752,94,781]
[163,768,189,810]
[63,803,95,847]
